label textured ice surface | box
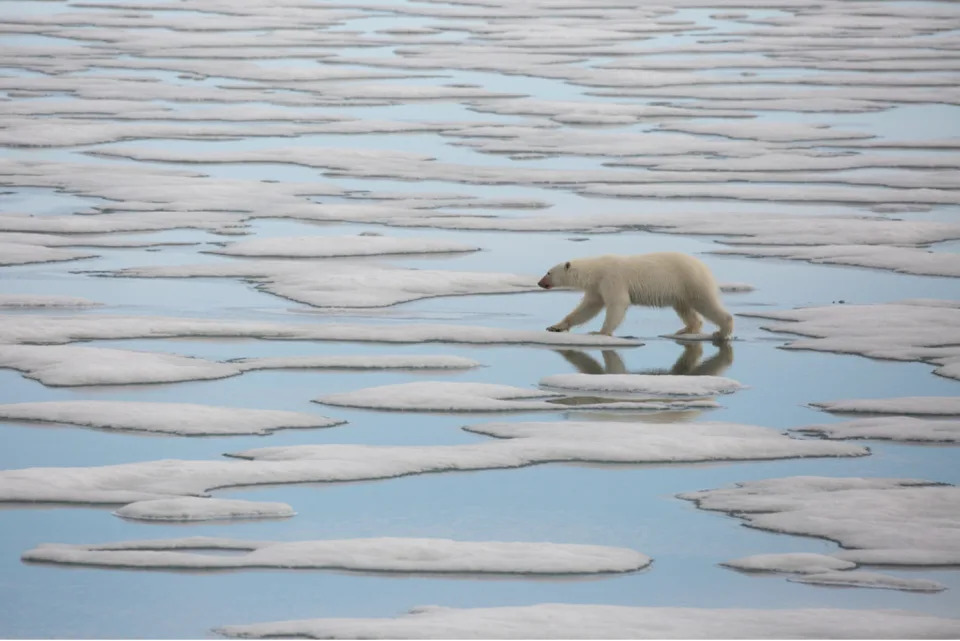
[721,553,856,575]
[681,477,960,566]
[744,300,960,380]
[114,497,295,521]
[0,401,343,436]
[794,416,960,443]
[811,397,960,416]
[788,571,946,592]
[316,381,719,412]
[539,374,744,397]
[23,537,650,575]
[716,245,960,277]
[215,604,960,639]
[0,294,100,308]
[208,235,480,258]
[0,423,865,504]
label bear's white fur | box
[538,252,733,339]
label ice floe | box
[207,235,480,259]
[22,537,650,575]
[715,245,960,277]
[539,374,744,398]
[811,397,960,416]
[315,381,719,412]
[743,300,960,380]
[788,571,946,592]
[214,603,960,639]
[794,417,960,443]
[0,294,100,308]
[0,314,642,347]
[0,401,343,436]
[232,355,482,372]
[101,261,537,308]
[113,497,295,521]
[721,553,855,575]
[0,241,97,266]
[0,422,865,505]
[680,477,960,566]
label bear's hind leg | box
[695,297,734,340]
[673,304,703,335]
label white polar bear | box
[537,252,734,339]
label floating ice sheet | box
[811,397,960,416]
[744,300,960,380]
[22,537,650,575]
[539,374,744,398]
[794,416,960,443]
[0,401,343,436]
[207,235,480,258]
[114,497,295,521]
[214,603,960,639]
[715,245,960,278]
[680,477,960,566]
[0,314,642,347]
[0,294,100,308]
[788,571,946,592]
[315,381,719,412]
[102,261,537,308]
[0,422,865,505]
[722,553,855,575]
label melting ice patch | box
[794,416,960,443]
[315,381,719,412]
[0,314,642,347]
[0,422,865,505]
[744,300,960,380]
[722,553,856,575]
[0,294,101,308]
[214,603,960,639]
[102,261,538,308]
[680,477,960,566]
[539,374,744,398]
[22,537,650,575]
[207,235,480,258]
[114,497,295,522]
[788,571,946,592]
[811,396,960,416]
[715,245,960,278]
[0,401,343,436]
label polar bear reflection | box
[556,341,733,377]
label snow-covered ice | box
[316,381,720,412]
[788,571,946,592]
[715,245,960,278]
[539,374,744,398]
[0,422,865,504]
[214,603,960,639]
[721,553,855,575]
[208,235,480,259]
[0,294,100,308]
[23,537,650,575]
[794,416,960,443]
[114,497,296,521]
[680,477,960,566]
[812,397,960,416]
[0,401,343,436]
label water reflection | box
[555,341,734,377]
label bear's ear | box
[564,261,570,270]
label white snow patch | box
[209,235,480,258]
[315,381,719,412]
[0,242,97,266]
[794,416,960,443]
[0,401,343,436]
[722,553,855,574]
[214,603,960,639]
[114,497,295,521]
[789,571,946,592]
[233,355,481,372]
[22,537,650,575]
[681,477,960,566]
[539,374,744,398]
[715,245,960,277]
[812,397,960,416]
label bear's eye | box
[565,262,570,270]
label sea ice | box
[114,497,296,521]
[538,374,744,398]
[715,245,960,277]
[214,603,960,639]
[811,397,960,416]
[794,416,960,443]
[0,294,100,308]
[208,235,480,258]
[721,553,856,574]
[22,537,650,575]
[788,571,946,592]
[315,381,718,412]
[0,401,343,436]
[680,477,960,566]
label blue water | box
[2,0,960,638]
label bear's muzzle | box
[538,276,552,289]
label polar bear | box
[537,252,733,339]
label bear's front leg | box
[547,292,603,333]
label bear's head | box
[538,261,572,289]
